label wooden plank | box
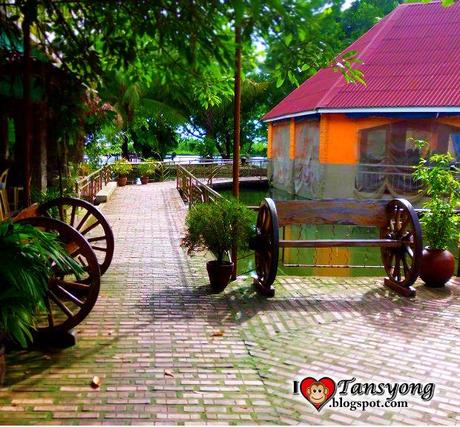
[275,199,388,227]
[279,239,401,248]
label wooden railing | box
[181,160,267,185]
[176,165,222,205]
[75,165,111,203]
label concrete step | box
[95,181,117,205]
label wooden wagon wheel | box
[38,197,114,275]
[17,217,101,335]
[380,198,422,295]
[253,198,279,297]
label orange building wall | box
[439,117,460,128]
[319,114,396,164]
[270,113,460,165]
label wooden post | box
[289,118,296,160]
[231,23,242,280]
[267,123,273,159]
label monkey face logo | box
[300,377,336,411]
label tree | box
[341,0,402,44]
[185,77,269,158]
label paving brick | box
[0,182,460,424]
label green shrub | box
[413,140,460,250]
[0,221,83,347]
[111,159,133,177]
[137,162,158,177]
[182,198,256,263]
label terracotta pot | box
[117,176,128,187]
[421,248,455,288]
[141,176,149,185]
[206,261,234,293]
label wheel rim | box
[380,199,422,288]
[38,197,114,275]
[254,198,279,289]
[17,217,101,334]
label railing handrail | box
[75,164,111,203]
[176,164,222,201]
[76,164,110,186]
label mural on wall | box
[270,123,292,193]
[293,120,321,199]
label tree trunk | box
[22,1,35,206]
[121,132,129,159]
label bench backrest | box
[275,199,389,228]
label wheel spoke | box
[92,246,107,252]
[395,206,401,230]
[76,210,91,231]
[48,290,73,318]
[80,220,101,236]
[70,204,77,227]
[399,215,410,233]
[402,252,411,277]
[51,278,90,291]
[405,245,414,258]
[87,236,106,243]
[44,294,54,328]
[55,285,84,307]
[393,253,402,281]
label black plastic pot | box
[206,261,234,293]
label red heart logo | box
[300,377,336,411]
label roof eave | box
[262,106,460,123]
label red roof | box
[263,1,460,121]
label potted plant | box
[137,162,158,185]
[413,140,460,287]
[182,198,256,292]
[112,158,133,186]
[0,220,82,384]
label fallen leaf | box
[90,376,101,389]
[164,370,174,378]
[211,330,224,337]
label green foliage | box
[245,141,267,157]
[184,78,270,158]
[137,162,158,177]
[188,137,218,158]
[182,198,256,263]
[413,140,460,250]
[31,186,75,207]
[78,163,93,177]
[0,221,83,347]
[111,158,133,177]
[131,117,179,160]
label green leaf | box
[284,33,293,47]
[276,75,285,88]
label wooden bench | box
[250,198,423,298]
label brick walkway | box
[2,182,460,425]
